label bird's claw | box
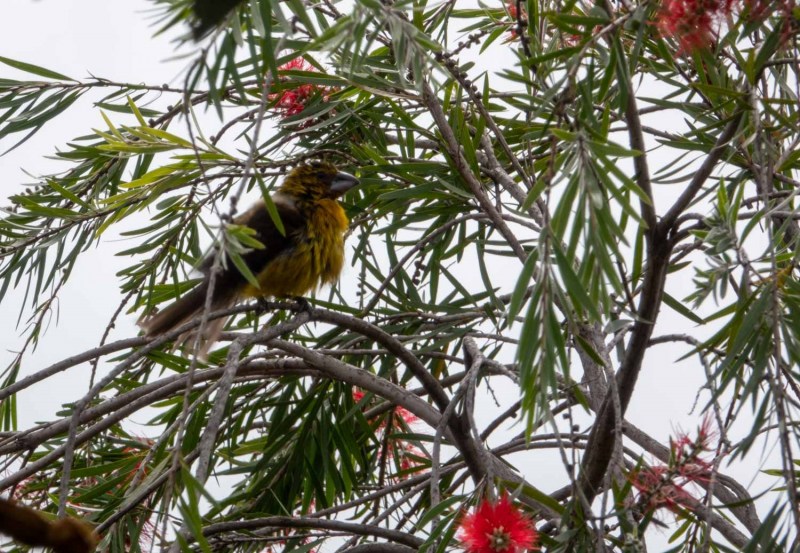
[292,296,312,312]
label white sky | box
[1,1,187,424]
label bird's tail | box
[140,282,211,337]
[139,282,238,358]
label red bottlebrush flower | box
[352,389,418,428]
[354,388,426,481]
[656,0,734,52]
[670,418,714,482]
[280,57,313,72]
[396,443,429,477]
[505,0,527,40]
[270,58,326,118]
[630,416,719,513]
[396,405,417,425]
[630,465,695,511]
[120,438,154,480]
[458,494,538,553]
[671,416,713,462]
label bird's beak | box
[330,171,360,196]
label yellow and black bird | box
[0,498,98,553]
[192,0,246,39]
[140,161,360,354]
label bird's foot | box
[291,296,312,313]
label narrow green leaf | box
[0,55,74,80]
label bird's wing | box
[194,196,305,279]
[235,196,306,282]
[141,197,306,340]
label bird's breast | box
[242,199,349,298]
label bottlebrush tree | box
[0,0,798,550]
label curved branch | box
[203,517,423,548]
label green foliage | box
[1,0,800,551]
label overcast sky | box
[0,1,188,425]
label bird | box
[140,161,360,356]
[192,0,246,39]
[0,497,98,553]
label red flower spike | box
[397,444,429,475]
[656,0,735,52]
[270,58,326,119]
[280,58,314,72]
[352,389,418,428]
[504,0,527,40]
[458,494,538,553]
[696,414,715,446]
[630,466,694,511]
[396,405,418,425]
[629,416,720,514]
[507,0,520,19]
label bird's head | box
[280,161,360,200]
